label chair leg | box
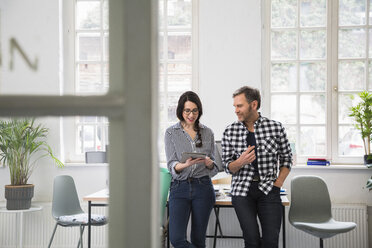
[48,223,58,248]
[320,238,324,248]
[77,225,85,248]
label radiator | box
[0,203,367,248]
[0,202,108,248]
[206,204,368,248]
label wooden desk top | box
[83,189,109,202]
[83,185,290,207]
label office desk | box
[0,205,42,248]
[166,187,289,248]
[83,189,109,248]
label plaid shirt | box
[222,114,292,196]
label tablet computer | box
[180,152,207,163]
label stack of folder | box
[306,158,330,166]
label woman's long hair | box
[176,91,203,147]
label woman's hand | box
[203,156,214,169]
[175,157,204,173]
[185,157,205,166]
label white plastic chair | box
[289,175,356,248]
[48,175,107,248]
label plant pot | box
[5,184,34,210]
[364,155,372,165]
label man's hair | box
[233,86,261,110]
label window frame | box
[158,0,199,163]
[62,0,110,163]
[262,0,367,165]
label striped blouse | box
[164,122,219,181]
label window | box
[263,0,371,164]
[158,0,198,162]
[64,0,197,163]
[63,0,109,162]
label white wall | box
[199,0,262,141]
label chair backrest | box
[52,175,84,218]
[289,175,332,224]
[160,167,172,224]
[214,141,224,172]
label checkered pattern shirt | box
[222,114,292,196]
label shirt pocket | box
[261,136,278,155]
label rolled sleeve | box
[278,125,292,170]
[164,131,180,178]
[221,130,235,174]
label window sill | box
[293,164,369,170]
[64,162,109,167]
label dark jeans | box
[168,176,216,248]
[232,182,282,248]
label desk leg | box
[88,201,92,248]
[167,203,169,248]
[282,205,285,248]
[213,207,219,248]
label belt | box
[176,175,209,183]
[252,175,260,182]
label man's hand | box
[237,145,256,166]
[227,145,256,174]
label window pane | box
[167,63,192,74]
[285,126,297,147]
[103,0,109,30]
[300,126,326,155]
[300,0,326,27]
[159,0,165,28]
[76,1,101,30]
[77,63,107,94]
[338,93,361,124]
[300,62,326,91]
[167,0,191,28]
[271,95,297,124]
[104,63,109,85]
[167,74,191,92]
[82,125,96,152]
[271,0,297,28]
[159,33,164,60]
[104,34,109,61]
[271,31,297,60]
[339,0,366,26]
[78,33,102,61]
[369,30,372,58]
[300,94,326,124]
[339,126,364,156]
[300,30,326,59]
[168,33,191,60]
[271,63,297,92]
[168,93,182,123]
[338,61,365,91]
[339,28,366,58]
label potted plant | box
[0,118,63,210]
[349,91,372,165]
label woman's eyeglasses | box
[183,108,199,115]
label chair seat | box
[57,213,107,226]
[291,218,357,239]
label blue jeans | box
[168,176,216,248]
[232,182,282,248]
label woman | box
[164,91,218,248]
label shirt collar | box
[237,112,263,129]
[173,121,205,129]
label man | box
[221,86,292,248]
